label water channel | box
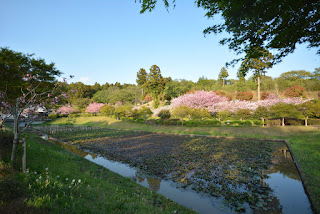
[51,136,313,214]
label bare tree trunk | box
[257,76,261,101]
[223,79,225,87]
[262,118,265,127]
[305,116,308,126]
[282,117,285,126]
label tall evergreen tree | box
[239,47,274,101]
[136,68,147,98]
[218,67,229,87]
[144,65,166,106]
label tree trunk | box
[22,138,26,173]
[223,79,225,87]
[262,118,265,127]
[11,99,20,163]
[305,116,308,126]
[282,117,285,126]
[257,76,261,101]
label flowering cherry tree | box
[171,90,228,109]
[0,47,70,167]
[57,104,77,115]
[85,102,104,115]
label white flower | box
[69,186,72,188]
[45,167,48,170]
[39,176,42,179]
[72,179,75,183]
[34,171,37,174]
[66,178,68,181]
[57,175,60,178]
[78,179,81,183]
[36,179,39,182]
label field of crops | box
[34,125,307,213]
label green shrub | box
[242,120,253,126]
[204,120,222,126]
[235,109,252,121]
[253,120,264,125]
[190,108,211,120]
[138,107,153,121]
[155,119,164,125]
[136,118,145,123]
[308,119,320,125]
[158,109,171,120]
[48,114,57,119]
[216,110,232,121]
[169,119,180,126]
[100,105,115,116]
[285,119,304,126]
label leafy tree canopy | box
[239,47,274,78]
[0,47,61,104]
[139,0,320,64]
[280,70,313,81]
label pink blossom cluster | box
[85,102,104,114]
[208,97,312,113]
[171,90,228,109]
[57,104,76,115]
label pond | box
[36,126,313,214]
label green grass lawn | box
[47,116,320,213]
[0,132,195,214]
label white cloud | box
[79,76,89,83]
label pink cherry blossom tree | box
[57,104,77,115]
[85,102,104,116]
[171,90,228,109]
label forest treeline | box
[58,67,320,111]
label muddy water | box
[52,139,313,214]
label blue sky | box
[1,0,319,85]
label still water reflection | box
[53,139,313,214]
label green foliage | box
[164,79,193,99]
[100,105,115,116]
[189,108,211,120]
[144,65,166,101]
[48,114,58,119]
[136,68,147,86]
[253,106,270,120]
[235,109,252,121]
[280,70,313,81]
[218,67,229,87]
[70,98,91,112]
[137,106,153,121]
[114,105,132,120]
[270,103,303,126]
[157,109,171,120]
[171,106,191,126]
[216,110,232,121]
[0,47,61,104]
[140,0,320,63]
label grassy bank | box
[0,131,195,213]
[47,116,320,213]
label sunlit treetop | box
[138,0,320,65]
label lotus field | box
[34,125,311,213]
